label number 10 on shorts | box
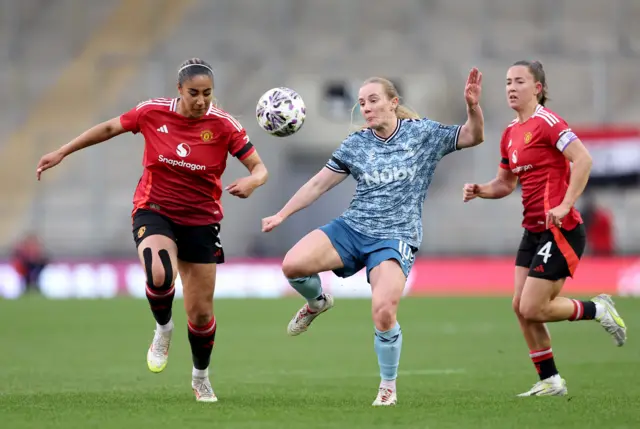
[398,241,414,262]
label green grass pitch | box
[1,296,638,428]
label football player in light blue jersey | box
[262,70,484,405]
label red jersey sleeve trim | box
[233,142,255,160]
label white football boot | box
[517,377,567,397]
[147,328,172,373]
[372,387,398,406]
[192,376,218,403]
[287,294,334,336]
[592,294,627,346]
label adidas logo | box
[533,265,545,273]
[157,125,168,133]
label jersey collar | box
[372,119,401,142]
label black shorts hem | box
[132,209,224,265]
[177,253,225,265]
[526,269,567,282]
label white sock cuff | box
[157,319,174,333]
[192,367,208,378]
[380,379,396,390]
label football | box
[256,87,306,137]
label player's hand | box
[262,213,284,233]
[464,67,483,107]
[226,176,259,199]
[36,150,65,181]
[462,183,480,202]
[546,204,570,229]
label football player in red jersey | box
[462,60,626,397]
[36,58,268,402]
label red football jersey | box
[499,105,583,233]
[120,98,255,226]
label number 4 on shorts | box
[537,241,553,264]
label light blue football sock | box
[374,322,402,381]
[288,274,323,301]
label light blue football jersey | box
[325,118,461,248]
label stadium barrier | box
[577,127,640,186]
[1,257,639,299]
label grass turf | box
[1,296,638,428]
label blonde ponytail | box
[349,102,365,132]
[395,105,420,120]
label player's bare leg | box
[513,267,552,350]
[512,267,558,390]
[181,261,218,403]
[516,275,626,396]
[138,235,179,373]
[282,229,343,336]
[515,276,569,396]
[369,260,406,406]
[520,277,626,337]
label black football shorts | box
[515,224,586,281]
[132,209,224,264]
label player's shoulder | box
[343,127,369,144]
[504,118,518,131]
[133,97,175,113]
[531,105,567,128]
[203,105,244,132]
[402,117,457,138]
[402,117,435,129]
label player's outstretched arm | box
[226,151,268,199]
[36,117,127,180]
[457,68,485,149]
[463,167,517,202]
[261,167,348,232]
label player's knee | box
[188,309,213,327]
[372,301,398,331]
[184,297,213,325]
[149,269,169,289]
[512,296,522,316]
[143,248,174,289]
[282,251,307,279]
[519,301,545,322]
[191,313,213,327]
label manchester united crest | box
[524,132,533,144]
[137,226,146,239]
[201,130,213,142]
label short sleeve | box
[120,105,143,134]
[536,109,578,152]
[325,139,351,175]
[229,126,255,161]
[499,127,511,170]
[543,117,578,152]
[416,119,461,159]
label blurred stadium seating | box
[0,0,638,259]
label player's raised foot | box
[147,328,172,373]
[372,387,397,406]
[517,377,567,397]
[287,294,334,336]
[192,376,218,403]
[592,294,627,346]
